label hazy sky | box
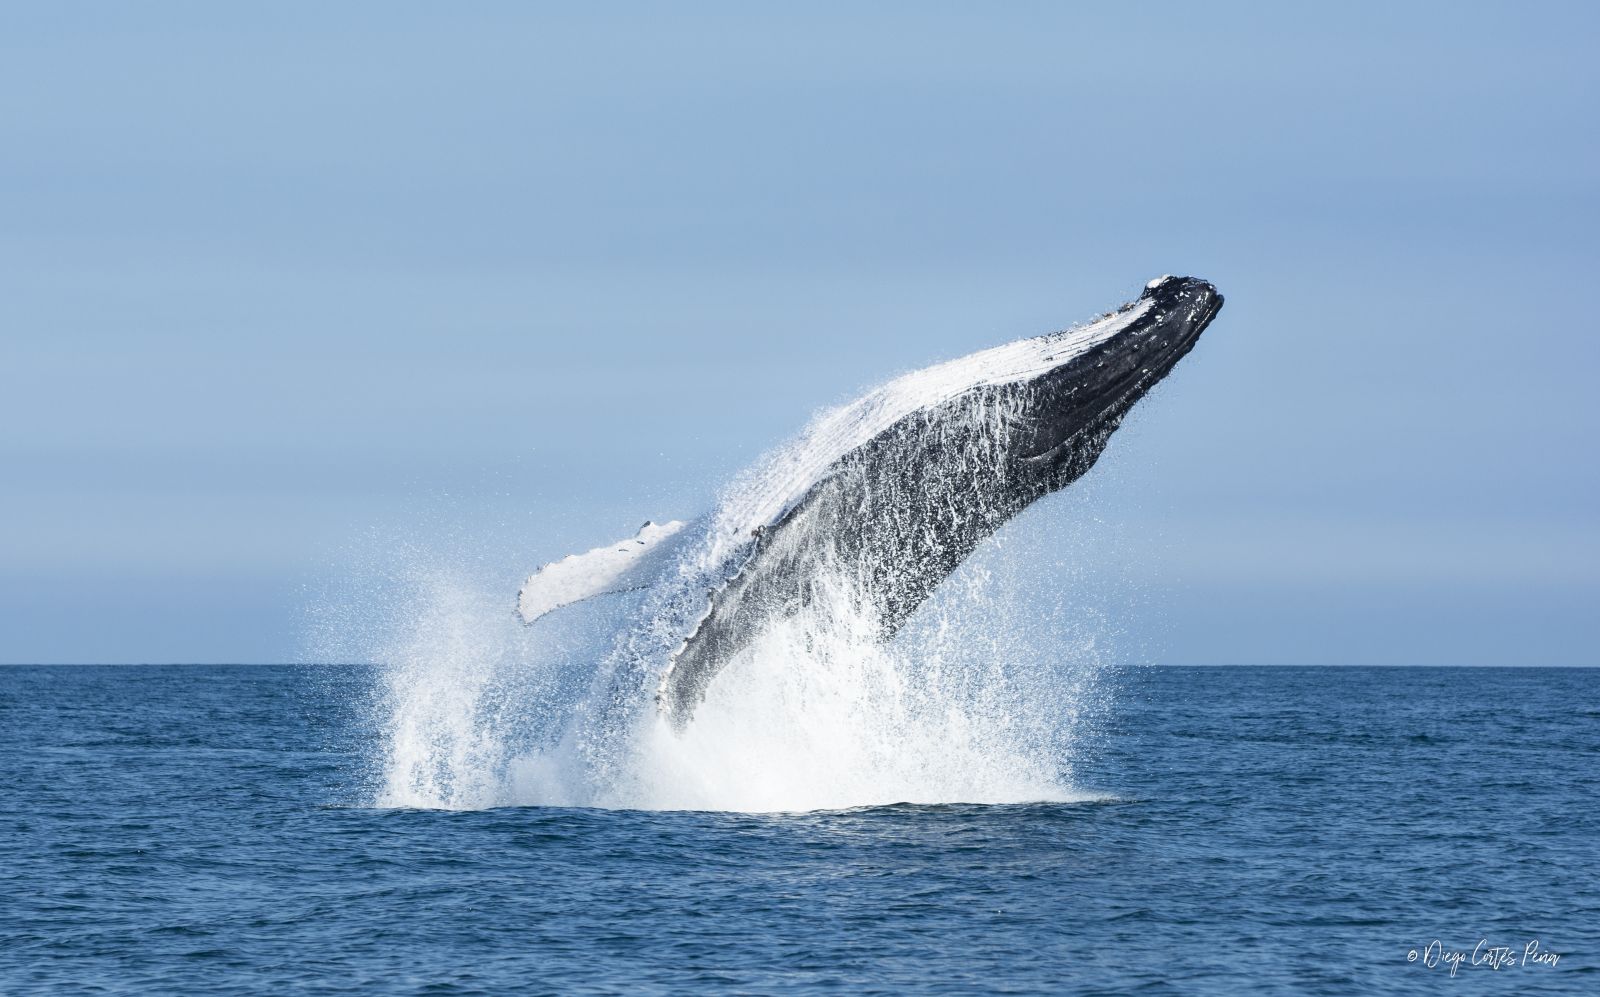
[3,3,1596,665]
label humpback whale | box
[519,275,1222,731]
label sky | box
[2,2,1596,665]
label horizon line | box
[2,661,1596,669]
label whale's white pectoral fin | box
[517,520,689,624]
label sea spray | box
[359,566,627,810]
[602,565,1104,812]
[366,532,1112,812]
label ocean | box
[1,664,1594,994]
[0,662,1587,997]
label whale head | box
[1009,275,1222,477]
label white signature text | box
[1408,938,1562,977]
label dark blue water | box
[2,665,1595,994]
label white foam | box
[373,542,1110,813]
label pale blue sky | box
[2,3,1596,664]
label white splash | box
[369,538,1112,813]
[600,572,1104,812]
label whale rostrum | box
[518,276,1223,730]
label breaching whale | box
[519,275,1222,731]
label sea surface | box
[2,664,1595,994]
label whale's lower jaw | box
[648,277,1223,730]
